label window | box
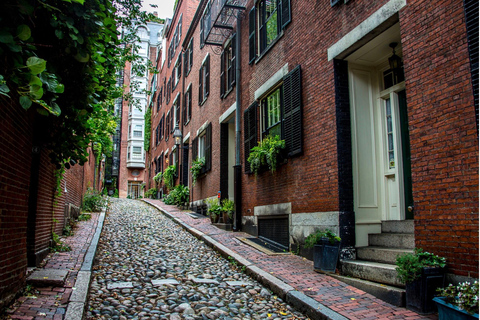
[184,38,193,76]
[198,55,210,104]
[174,55,182,89]
[159,114,164,142]
[200,1,212,48]
[168,41,174,67]
[220,34,236,98]
[249,0,291,63]
[133,130,142,137]
[184,85,192,125]
[244,65,302,173]
[157,87,162,112]
[192,123,212,174]
[172,95,180,128]
[170,106,174,133]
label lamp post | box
[173,124,182,148]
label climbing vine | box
[144,106,152,152]
[0,0,159,168]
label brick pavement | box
[2,213,99,320]
[145,199,438,320]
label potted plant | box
[221,198,234,223]
[396,248,446,314]
[434,281,479,320]
[206,198,222,223]
[304,229,341,273]
[247,134,286,175]
[190,157,205,186]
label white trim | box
[183,131,190,143]
[254,202,292,216]
[165,148,169,155]
[254,64,289,100]
[202,53,210,65]
[327,0,407,61]
[219,102,236,123]
[197,121,210,136]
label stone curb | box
[65,209,106,320]
[143,200,346,320]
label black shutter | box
[220,123,229,199]
[220,50,225,98]
[283,65,302,157]
[188,88,192,122]
[182,142,189,186]
[192,136,198,161]
[184,51,188,77]
[281,0,291,29]
[189,39,193,70]
[198,67,203,104]
[178,54,182,80]
[170,106,174,133]
[205,55,210,97]
[183,90,187,124]
[244,101,258,173]
[231,33,236,86]
[205,123,212,172]
[200,15,204,48]
[248,7,256,64]
[176,97,181,127]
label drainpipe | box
[233,13,242,231]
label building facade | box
[148,0,478,302]
[118,21,164,198]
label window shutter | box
[183,91,187,124]
[198,67,203,104]
[283,65,302,157]
[220,50,225,98]
[189,39,193,70]
[188,89,192,121]
[205,123,212,172]
[178,54,182,79]
[200,16,204,48]
[280,0,291,29]
[184,51,188,77]
[205,55,210,97]
[170,106,174,133]
[175,97,181,127]
[248,7,256,64]
[244,101,258,173]
[231,33,236,86]
[192,136,198,161]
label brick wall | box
[400,0,478,278]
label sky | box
[142,0,175,19]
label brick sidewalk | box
[2,213,99,320]
[145,199,438,320]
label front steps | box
[336,220,414,307]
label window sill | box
[254,30,284,65]
[221,87,234,99]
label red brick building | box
[0,97,100,308]
[148,0,478,304]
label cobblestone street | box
[86,199,309,320]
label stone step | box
[331,274,405,307]
[26,269,68,287]
[368,233,415,249]
[356,246,414,264]
[381,220,414,234]
[340,260,404,288]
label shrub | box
[396,248,446,283]
[190,157,205,186]
[163,164,177,191]
[247,135,286,175]
[144,188,158,199]
[51,232,71,252]
[82,188,105,212]
[304,229,341,248]
[163,185,189,206]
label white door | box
[349,66,406,246]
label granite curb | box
[65,209,106,320]
[144,200,345,320]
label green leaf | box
[51,102,61,116]
[7,43,22,52]
[55,84,65,94]
[71,0,85,4]
[0,30,14,44]
[26,57,47,75]
[74,51,90,62]
[17,25,31,41]
[55,30,64,39]
[0,84,10,97]
[30,85,43,99]
[29,75,42,87]
[19,96,32,110]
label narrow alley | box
[86,199,309,319]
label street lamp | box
[173,124,182,147]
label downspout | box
[233,13,242,231]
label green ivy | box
[0,0,160,168]
[144,106,152,151]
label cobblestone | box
[86,199,308,319]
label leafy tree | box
[0,0,159,168]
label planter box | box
[433,297,479,320]
[405,267,445,314]
[313,239,341,273]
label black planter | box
[313,238,341,273]
[405,267,445,314]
